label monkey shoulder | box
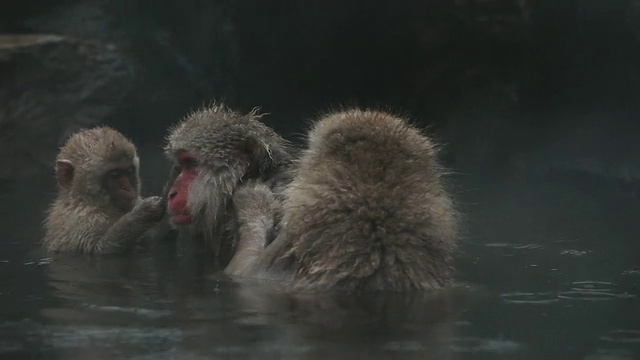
[43,201,113,253]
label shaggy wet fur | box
[43,127,143,253]
[164,104,295,258]
[240,109,458,291]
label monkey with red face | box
[164,104,295,266]
[164,104,458,292]
[43,127,166,254]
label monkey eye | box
[106,170,122,179]
[107,166,135,179]
[181,157,199,169]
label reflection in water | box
[34,251,467,359]
[0,175,639,359]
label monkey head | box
[55,127,141,212]
[164,103,292,253]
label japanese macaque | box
[164,104,295,266]
[164,103,458,292]
[241,109,458,291]
[43,127,166,254]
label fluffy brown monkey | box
[43,127,166,254]
[237,109,459,291]
[163,103,457,291]
[164,104,295,264]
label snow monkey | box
[164,104,294,266]
[165,104,458,291]
[43,127,166,254]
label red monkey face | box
[168,151,199,225]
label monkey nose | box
[169,190,177,199]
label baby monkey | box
[43,127,165,254]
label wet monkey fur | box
[43,127,166,254]
[241,109,458,291]
[164,104,458,291]
[164,104,295,264]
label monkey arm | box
[224,182,297,280]
[240,229,295,281]
[142,214,177,242]
[224,182,280,276]
[96,196,166,254]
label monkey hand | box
[132,196,166,222]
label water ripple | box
[600,329,640,344]
[83,304,172,319]
[503,281,637,305]
[450,337,523,354]
[44,325,183,348]
[560,249,590,256]
[584,348,636,360]
[23,258,51,266]
[557,291,618,301]
[513,243,543,250]
[485,243,543,250]
[382,340,423,351]
[557,281,636,301]
[622,269,640,276]
[501,292,559,305]
[130,349,211,360]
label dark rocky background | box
[1,0,639,245]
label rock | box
[0,34,134,181]
[2,0,639,183]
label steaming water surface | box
[1,174,638,359]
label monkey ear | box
[55,160,75,187]
[241,137,271,167]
